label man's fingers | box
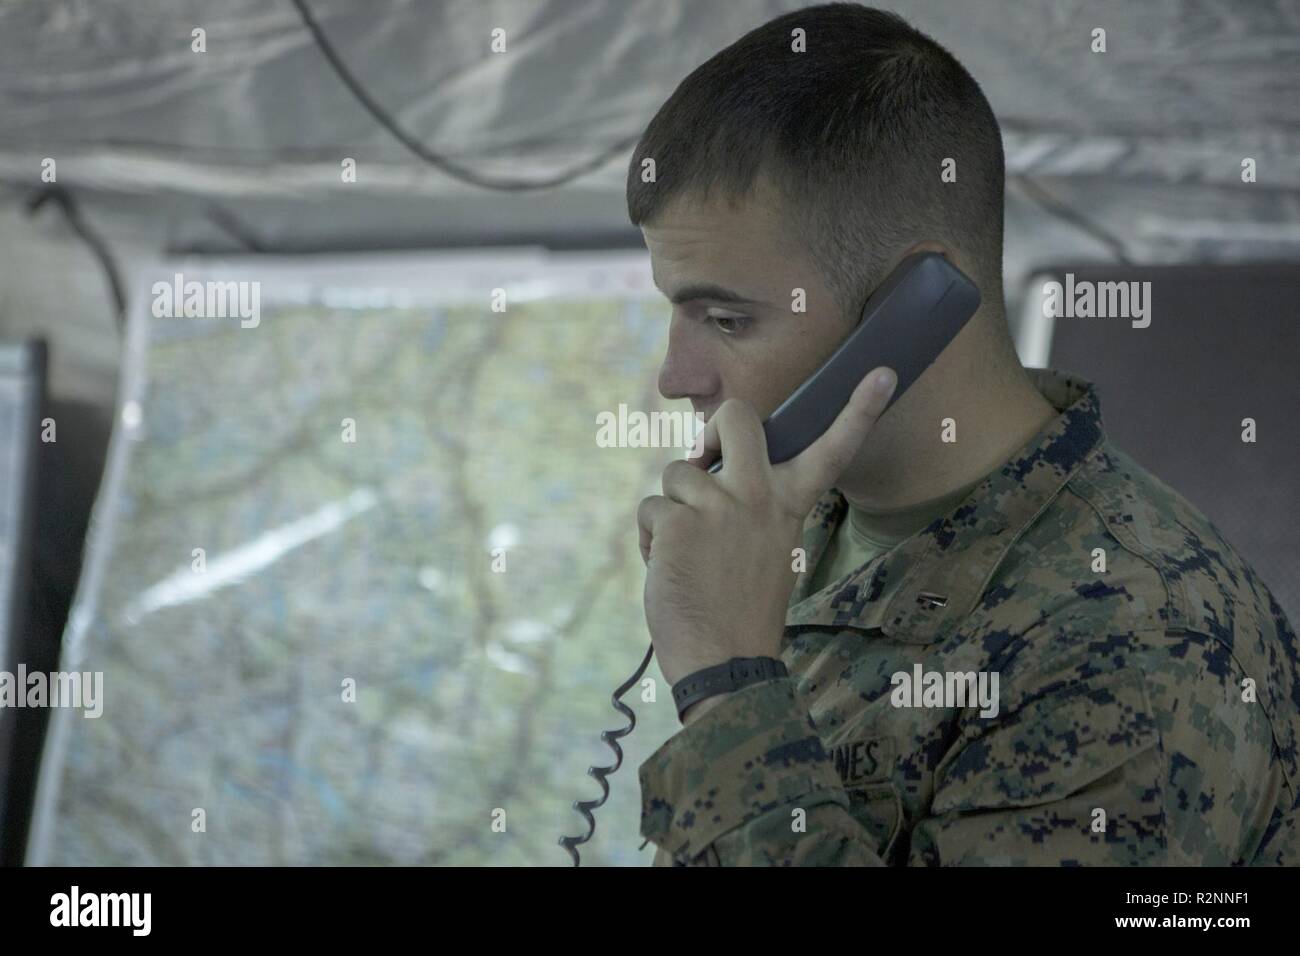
[688,399,769,487]
[684,412,721,468]
[637,494,672,565]
[661,458,714,507]
[781,366,897,508]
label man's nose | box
[657,314,715,402]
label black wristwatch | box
[672,656,788,723]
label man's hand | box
[637,366,898,689]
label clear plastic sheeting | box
[2,0,1298,241]
[27,251,682,865]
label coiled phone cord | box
[558,641,656,866]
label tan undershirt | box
[807,474,988,594]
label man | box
[628,3,1298,865]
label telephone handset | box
[706,251,981,473]
[558,252,980,865]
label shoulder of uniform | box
[1041,441,1300,794]
[1061,442,1281,637]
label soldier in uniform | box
[627,4,1298,865]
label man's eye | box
[708,312,749,334]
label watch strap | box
[672,656,788,723]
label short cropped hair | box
[626,2,1005,320]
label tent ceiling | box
[1,0,1297,267]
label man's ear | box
[849,241,959,324]
[900,239,950,261]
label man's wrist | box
[672,655,789,724]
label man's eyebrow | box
[656,281,765,307]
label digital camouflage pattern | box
[638,368,1299,865]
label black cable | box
[203,203,267,252]
[24,187,125,333]
[558,641,656,866]
[4,131,602,163]
[1012,175,1135,266]
[288,0,638,192]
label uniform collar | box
[786,369,1106,645]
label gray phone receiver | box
[705,252,980,474]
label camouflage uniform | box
[638,368,1299,865]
